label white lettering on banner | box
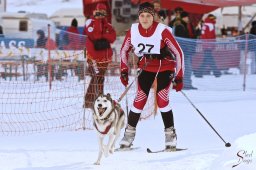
[196,44,203,52]
[196,43,238,52]
[18,41,26,47]
[0,41,6,48]
[226,44,238,50]
[9,40,17,48]
[215,44,225,51]
[0,40,26,49]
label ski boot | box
[119,125,136,148]
[165,126,177,151]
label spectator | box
[153,0,165,24]
[66,18,81,50]
[58,28,69,50]
[195,14,221,77]
[158,10,168,24]
[169,7,183,28]
[221,25,228,38]
[119,2,184,150]
[153,0,168,25]
[231,27,239,37]
[153,0,161,12]
[250,20,256,35]
[36,29,47,48]
[0,25,4,38]
[83,3,116,109]
[174,11,189,37]
[174,11,197,90]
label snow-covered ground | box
[2,1,255,170]
[0,75,255,170]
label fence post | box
[82,49,87,130]
[243,33,249,91]
[47,24,52,90]
[22,55,25,81]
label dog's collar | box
[95,123,112,135]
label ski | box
[115,147,140,152]
[147,147,187,153]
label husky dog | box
[93,93,125,165]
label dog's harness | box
[95,123,112,135]
[94,111,113,134]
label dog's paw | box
[94,161,100,165]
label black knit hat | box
[180,11,189,18]
[71,18,78,27]
[175,7,183,13]
[158,10,167,20]
[138,2,155,17]
[207,14,216,20]
[252,21,256,27]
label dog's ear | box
[106,93,112,101]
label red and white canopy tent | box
[160,0,256,30]
[134,0,256,27]
[159,0,256,14]
[83,0,256,15]
[83,0,256,29]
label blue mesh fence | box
[176,34,256,91]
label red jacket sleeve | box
[102,23,116,43]
[85,18,116,43]
[85,19,103,40]
[162,28,184,78]
[120,30,133,73]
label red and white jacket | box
[201,17,216,49]
[84,17,116,62]
[120,21,184,78]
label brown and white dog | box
[93,93,125,165]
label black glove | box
[173,77,183,92]
[93,39,110,51]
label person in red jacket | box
[83,3,116,108]
[195,14,221,77]
[119,2,184,151]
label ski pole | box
[180,90,231,147]
[125,93,129,120]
